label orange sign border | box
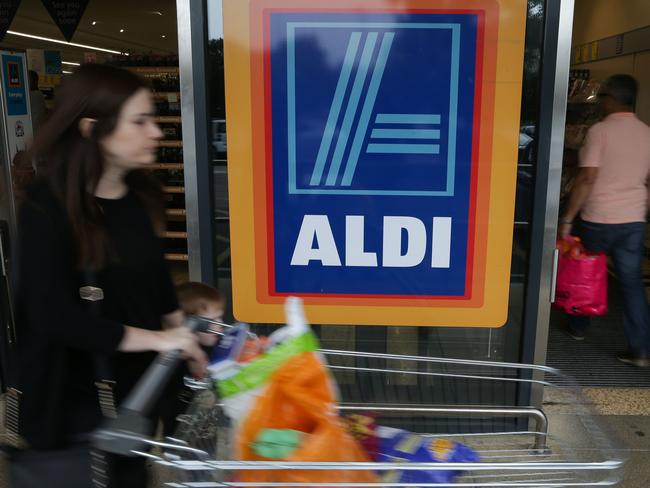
[224,0,526,326]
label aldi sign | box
[224,0,527,327]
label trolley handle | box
[92,315,212,456]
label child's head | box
[176,282,225,345]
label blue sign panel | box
[1,54,28,116]
[44,50,62,75]
[269,13,478,297]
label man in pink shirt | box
[560,74,650,366]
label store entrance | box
[546,0,650,385]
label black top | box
[12,180,178,449]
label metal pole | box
[522,0,575,407]
[176,0,216,285]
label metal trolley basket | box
[129,344,626,488]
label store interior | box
[1,0,180,61]
[0,0,206,284]
[546,0,650,385]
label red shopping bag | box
[554,236,608,316]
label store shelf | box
[132,63,187,272]
[165,253,189,262]
[159,140,183,148]
[129,66,179,74]
[155,116,182,123]
[153,91,181,98]
[147,163,183,171]
[164,231,188,239]
[166,208,186,217]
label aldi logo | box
[224,0,527,327]
[271,12,478,297]
[286,24,461,197]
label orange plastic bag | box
[235,351,378,485]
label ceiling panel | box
[0,0,178,64]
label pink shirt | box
[580,112,650,223]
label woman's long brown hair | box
[30,64,165,270]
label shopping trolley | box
[93,319,625,487]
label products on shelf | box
[564,123,590,149]
[163,123,183,141]
[568,69,601,104]
[152,168,184,187]
[163,192,186,211]
[109,53,179,67]
[158,147,183,163]
[155,97,181,116]
[150,73,180,92]
[560,70,602,215]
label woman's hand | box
[156,327,208,377]
[118,325,208,377]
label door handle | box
[0,222,16,344]
[550,248,559,303]
[0,224,6,277]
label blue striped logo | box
[286,22,461,197]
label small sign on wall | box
[0,51,33,163]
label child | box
[176,281,225,347]
[160,281,225,437]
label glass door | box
[195,0,571,414]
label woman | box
[8,64,206,487]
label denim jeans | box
[569,220,650,356]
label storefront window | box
[207,0,547,409]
